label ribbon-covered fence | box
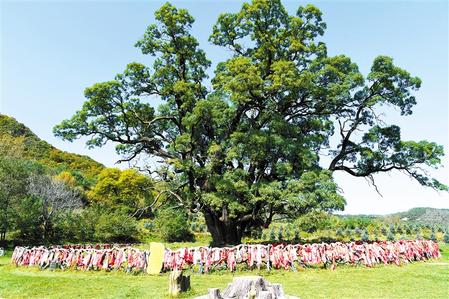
[11,239,440,273]
[12,245,149,272]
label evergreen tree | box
[269,229,276,242]
[414,225,420,234]
[429,231,437,242]
[277,226,284,242]
[361,230,369,242]
[345,229,352,238]
[387,231,395,241]
[261,230,267,241]
[405,225,411,235]
[336,228,344,238]
[294,229,300,243]
[286,226,292,241]
[389,224,396,235]
[373,230,379,241]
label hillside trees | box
[54,0,446,245]
[0,115,148,245]
[0,158,42,243]
[0,114,104,186]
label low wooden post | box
[168,270,190,297]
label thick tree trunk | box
[203,210,245,246]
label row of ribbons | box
[12,246,149,272]
[163,239,440,271]
[11,239,440,273]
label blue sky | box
[1,0,448,214]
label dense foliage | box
[153,208,194,242]
[54,0,446,245]
[0,114,104,187]
[87,168,156,216]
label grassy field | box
[0,244,448,299]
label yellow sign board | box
[147,242,165,274]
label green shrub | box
[444,232,449,244]
[94,210,138,243]
[69,206,99,242]
[294,211,332,233]
[154,208,194,242]
[58,205,139,244]
[12,196,44,244]
[250,227,262,239]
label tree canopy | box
[54,0,446,245]
[87,168,155,217]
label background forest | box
[1,113,448,247]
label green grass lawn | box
[1,244,448,299]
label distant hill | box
[0,114,104,184]
[387,207,449,227]
[338,207,449,227]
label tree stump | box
[168,270,190,297]
[208,288,223,299]
[194,275,299,299]
[222,276,266,298]
[270,284,284,298]
[259,291,273,299]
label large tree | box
[54,0,446,245]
